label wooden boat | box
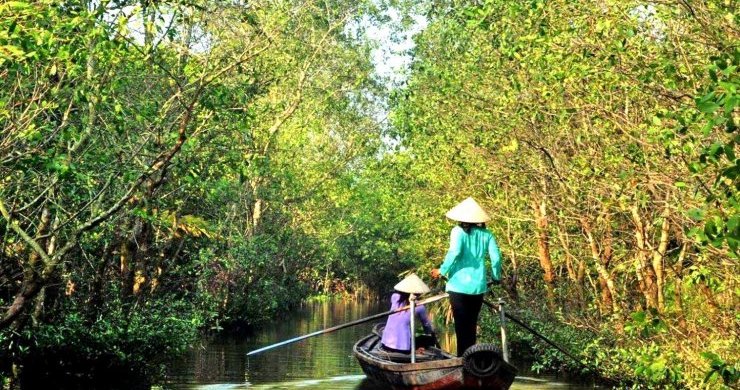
[353,324,517,390]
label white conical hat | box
[445,197,491,223]
[394,273,431,294]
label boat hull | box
[353,326,516,390]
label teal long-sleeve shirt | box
[439,226,502,295]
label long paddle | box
[246,292,450,356]
[482,299,594,373]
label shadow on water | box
[155,299,599,390]
[18,350,153,390]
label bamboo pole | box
[246,292,449,356]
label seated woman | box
[381,273,436,353]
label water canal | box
[157,299,598,389]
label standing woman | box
[432,197,502,356]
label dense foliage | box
[0,0,737,389]
[0,0,408,385]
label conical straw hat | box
[394,273,431,294]
[445,197,491,223]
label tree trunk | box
[31,214,58,327]
[503,219,519,301]
[120,233,134,295]
[151,235,184,294]
[87,243,110,319]
[581,217,621,318]
[253,197,263,234]
[132,219,152,295]
[673,243,687,328]
[31,287,46,327]
[532,197,555,309]
[556,228,578,282]
[601,213,615,313]
[245,179,264,237]
[631,205,658,309]
[8,207,52,329]
[651,206,670,313]
[1,280,43,330]
[556,226,584,308]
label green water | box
[156,300,598,389]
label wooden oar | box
[482,299,593,372]
[246,292,450,356]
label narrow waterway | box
[156,299,597,389]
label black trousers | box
[448,291,484,356]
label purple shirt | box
[381,292,434,351]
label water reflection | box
[157,299,596,390]
[160,300,385,389]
